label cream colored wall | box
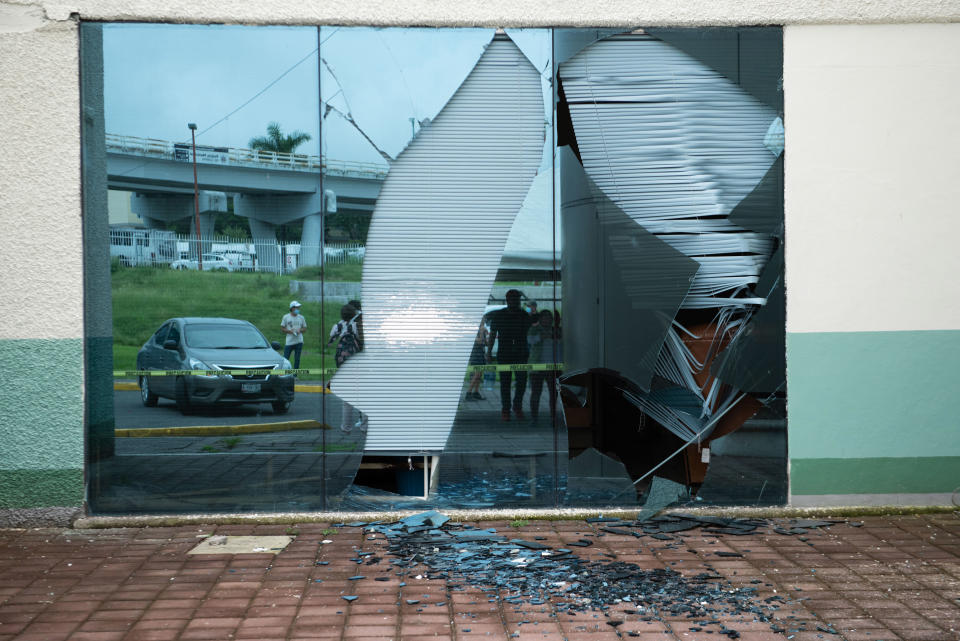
[5,0,960,25]
[784,23,960,333]
[0,17,81,341]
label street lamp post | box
[188,123,202,271]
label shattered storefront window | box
[556,28,785,506]
[82,25,784,514]
[322,27,561,509]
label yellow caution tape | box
[113,368,332,377]
[113,362,564,378]
[466,362,564,373]
[112,381,330,393]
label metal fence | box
[109,228,363,274]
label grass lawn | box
[111,267,358,372]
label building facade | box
[1,1,958,519]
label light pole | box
[188,123,202,271]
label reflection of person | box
[328,303,366,432]
[528,309,560,424]
[464,320,488,401]
[487,289,533,421]
[328,304,362,367]
[280,301,306,369]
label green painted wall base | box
[0,469,84,508]
[791,456,960,495]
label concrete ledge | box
[791,492,957,507]
[0,507,83,528]
[71,503,958,529]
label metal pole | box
[188,123,202,270]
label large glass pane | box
[555,28,786,507]
[319,27,558,509]
[86,23,326,513]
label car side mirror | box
[271,341,282,351]
[163,339,178,350]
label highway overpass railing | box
[105,133,388,180]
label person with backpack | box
[329,303,365,431]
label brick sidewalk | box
[1,514,958,641]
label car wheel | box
[139,376,158,407]
[272,400,291,415]
[175,376,193,415]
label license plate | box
[241,383,261,393]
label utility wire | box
[196,46,319,139]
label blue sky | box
[102,25,551,166]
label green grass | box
[219,437,243,450]
[292,262,362,282]
[111,267,357,373]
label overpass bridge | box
[106,134,386,265]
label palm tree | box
[248,122,312,154]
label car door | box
[157,321,185,396]
[139,323,169,395]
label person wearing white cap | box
[280,300,307,369]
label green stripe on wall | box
[787,330,960,460]
[791,457,960,495]
[0,338,84,472]
[0,469,84,508]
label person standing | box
[486,289,533,421]
[280,300,307,369]
[464,320,488,401]
[527,309,560,424]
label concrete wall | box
[0,14,84,508]
[1,0,958,511]
[784,24,960,505]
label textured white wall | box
[784,23,960,333]
[5,0,960,25]
[0,18,82,341]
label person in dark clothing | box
[486,289,534,421]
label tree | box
[248,122,312,154]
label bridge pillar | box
[190,212,217,257]
[300,213,323,267]
[247,217,281,273]
[234,190,325,271]
[131,191,227,257]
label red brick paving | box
[0,516,958,640]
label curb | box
[71,504,958,530]
[114,419,331,438]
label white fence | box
[109,228,364,274]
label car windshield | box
[185,324,269,349]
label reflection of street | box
[88,391,365,514]
[113,388,320,429]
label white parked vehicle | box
[110,227,177,267]
[219,251,255,271]
[170,253,234,272]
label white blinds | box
[329,35,545,451]
[559,34,778,309]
